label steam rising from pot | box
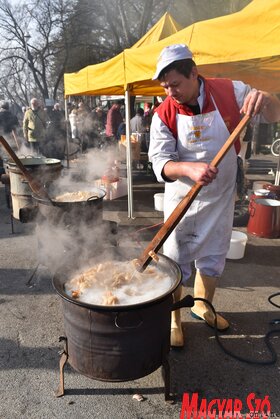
[34,145,126,274]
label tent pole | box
[64,97,70,169]
[125,89,134,218]
[275,151,280,186]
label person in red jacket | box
[105,100,123,146]
[149,44,280,347]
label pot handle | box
[87,195,99,201]
[172,294,194,311]
[249,200,255,217]
[115,312,143,329]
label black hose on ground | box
[197,293,280,365]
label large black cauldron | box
[52,251,194,400]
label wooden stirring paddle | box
[135,114,251,273]
[0,135,53,203]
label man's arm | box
[22,113,29,140]
[162,160,218,185]
[241,89,280,122]
[106,110,113,136]
[149,113,218,186]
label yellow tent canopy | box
[65,0,280,97]
[64,12,182,96]
[124,0,280,94]
[131,12,182,48]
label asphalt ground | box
[0,155,279,419]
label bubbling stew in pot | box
[64,259,173,306]
[53,191,99,202]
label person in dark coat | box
[44,103,66,159]
[0,101,19,135]
[0,101,20,158]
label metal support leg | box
[162,351,174,404]
[55,336,68,397]
[9,193,14,234]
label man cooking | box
[148,44,280,347]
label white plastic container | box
[226,230,248,260]
[154,193,164,211]
[253,181,271,192]
[254,188,270,196]
[93,177,127,200]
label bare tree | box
[65,0,178,71]
[0,0,76,106]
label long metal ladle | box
[0,135,53,203]
[135,114,251,273]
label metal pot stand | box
[55,334,174,403]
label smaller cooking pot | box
[32,186,106,226]
[52,251,194,382]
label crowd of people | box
[0,98,65,160]
[67,99,153,153]
[0,96,155,165]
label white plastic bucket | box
[253,181,271,192]
[254,188,270,197]
[226,230,248,260]
[154,193,164,211]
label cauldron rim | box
[8,156,61,168]
[52,252,182,312]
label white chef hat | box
[152,44,193,80]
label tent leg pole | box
[125,89,134,219]
[64,97,70,169]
